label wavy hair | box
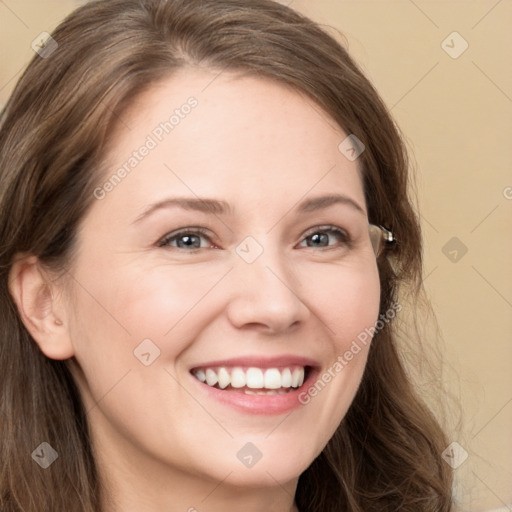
[0,0,454,510]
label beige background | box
[1,1,511,511]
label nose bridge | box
[235,239,299,302]
[226,237,308,331]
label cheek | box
[330,264,381,384]
[64,262,220,445]
[337,271,380,350]
[112,263,229,342]
[297,262,380,438]
[303,260,381,346]
[68,260,228,369]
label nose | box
[225,247,310,334]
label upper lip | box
[190,354,320,371]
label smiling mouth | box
[191,366,310,395]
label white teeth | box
[264,368,282,389]
[291,368,303,387]
[231,367,246,388]
[193,365,307,390]
[281,368,292,387]
[246,367,264,389]
[217,367,230,389]
[205,369,218,387]
[194,369,206,383]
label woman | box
[0,0,454,510]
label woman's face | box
[63,69,380,493]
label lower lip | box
[190,369,319,415]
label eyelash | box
[157,225,352,252]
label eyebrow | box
[132,193,366,224]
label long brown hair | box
[0,0,454,510]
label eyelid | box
[157,227,214,248]
[296,224,352,248]
[300,224,349,238]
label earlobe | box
[8,254,75,360]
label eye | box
[157,226,352,252]
[297,226,351,249]
[157,228,214,251]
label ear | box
[8,254,75,360]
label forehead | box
[98,68,366,219]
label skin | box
[10,68,381,512]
